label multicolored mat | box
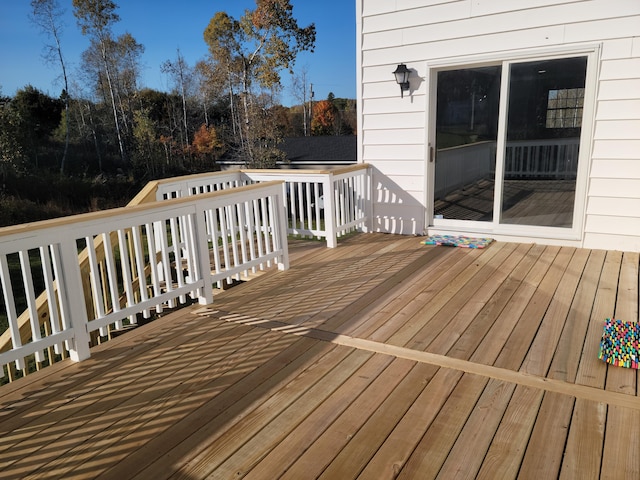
[420,235,494,249]
[598,318,639,369]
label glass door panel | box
[500,57,587,227]
[434,66,501,221]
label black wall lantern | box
[393,64,410,98]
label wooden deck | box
[1,233,639,479]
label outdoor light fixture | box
[393,64,411,98]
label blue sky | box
[0,1,356,106]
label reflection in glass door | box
[433,56,588,229]
[501,57,587,227]
[434,66,501,222]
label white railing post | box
[323,173,338,248]
[363,165,373,233]
[194,206,214,305]
[58,240,91,362]
[273,186,290,271]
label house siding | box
[358,0,640,251]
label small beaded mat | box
[598,318,639,369]
[421,235,494,249]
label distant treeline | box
[0,0,356,226]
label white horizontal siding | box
[363,2,471,33]
[363,112,426,130]
[589,178,640,198]
[363,0,461,17]
[589,39,640,261]
[596,100,640,120]
[470,0,586,17]
[593,120,640,140]
[363,128,425,145]
[363,26,567,67]
[362,96,426,115]
[375,175,426,194]
[583,232,640,252]
[360,0,640,250]
[585,215,640,239]
[600,58,640,80]
[590,159,640,179]
[592,140,640,160]
[369,160,426,175]
[602,38,636,59]
[381,2,638,45]
[598,79,640,100]
[373,165,427,234]
[564,15,640,44]
[364,145,426,162]
[587,197,640,216]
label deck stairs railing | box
[0,165,371,383]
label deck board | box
[1,233,639,479]
[392,370,478,479]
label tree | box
[0,103,26,183]
[132,108,162,178]
[191,123,223,169]
[203,0,315,167]
[194,59,223,128]
[161,49,192,155]
[11,86,64,168]
[110,32,144,136]
[311,99,336,136]
[30,0,71,173]
[290,66,310,136]
[72,0,128,163]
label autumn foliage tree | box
[191,123,223,168]
[311,99,337,136]
[203,0,315,167]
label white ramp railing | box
[0,181,289,380]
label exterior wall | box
[357,0,640,251]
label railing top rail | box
[0,181,284,241]
[128,180,160,205]
[241,163,370,177]
[154,169,244,185]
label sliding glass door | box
[433,55,588,230]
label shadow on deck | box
[0,233,638,479]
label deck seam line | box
[195,307,640,411]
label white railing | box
[0,181,289,379]
[435,142,495,199]
[153,164,372,248]
[504,138,580,179]
[435,138,580,198]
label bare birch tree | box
[30,0,70,173]
[204,0,315,167]
[72,0,127,163]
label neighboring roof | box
[279,136,356,163]
[217,135,357,168]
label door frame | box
[425,44,600,242]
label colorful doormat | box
[598,318,639,369]
[421,235,494,249]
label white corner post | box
[365,165,374,233]
[58,240,91,362]
[273,183,290,271]
[323,174,338,248]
